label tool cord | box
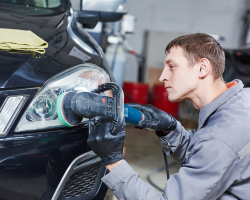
[163,150,170,179]
[147,150,177,192]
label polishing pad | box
[57,92,82,127]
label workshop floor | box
[114,127,182,198]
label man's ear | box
[198,58,211,78]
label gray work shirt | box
[102,79,250,200]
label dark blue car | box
[0,0,127,199]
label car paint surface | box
[0,1,113,199]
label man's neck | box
[189,78,228,110]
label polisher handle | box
[92,82,124,135]
[124,104,146,125]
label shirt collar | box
[198,79,244,129]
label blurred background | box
[84,0,250,196]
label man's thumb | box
[138,120,152,128]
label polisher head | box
[57,92,83,127]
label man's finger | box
[138,120,153,129]
[126,103,144,111]
[88,120,97,137]
[134,125,143,130]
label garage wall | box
[124,0,249,83]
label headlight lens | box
[15,64,111,132]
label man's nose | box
[159,67,169,82]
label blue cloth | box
[102,79,250,200]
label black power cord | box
[163,150,170,179]
[147,153,177,192]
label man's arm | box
[127,104,195,162]
[106,122,194,171]
[102,137,238,200]
[157,121,195,163]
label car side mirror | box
[71,0,128,29]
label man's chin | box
[168,95,180,102]
[168,97,176,102]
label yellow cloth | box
[0,28,48,58]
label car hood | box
[0,2,68,89]
[0,2,114,89]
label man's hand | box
[87,120,125,166]
[127,103,177,131]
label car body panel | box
[0,1,115,89]
[0,1,113,199]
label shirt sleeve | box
[102,137,238,200]
[158,121,195,163]
[102,160,166,200]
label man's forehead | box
[164,46,186,63]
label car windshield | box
[0,0,62,8]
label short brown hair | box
[165,33,225,80]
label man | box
[87,33,250,199]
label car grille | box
[62,164,100,198]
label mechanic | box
[87,33,250,200]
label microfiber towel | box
[0,28,48,58]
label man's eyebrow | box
[165,59,175,64]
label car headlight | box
[15,64,111,132]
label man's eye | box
[170,65,175,69]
